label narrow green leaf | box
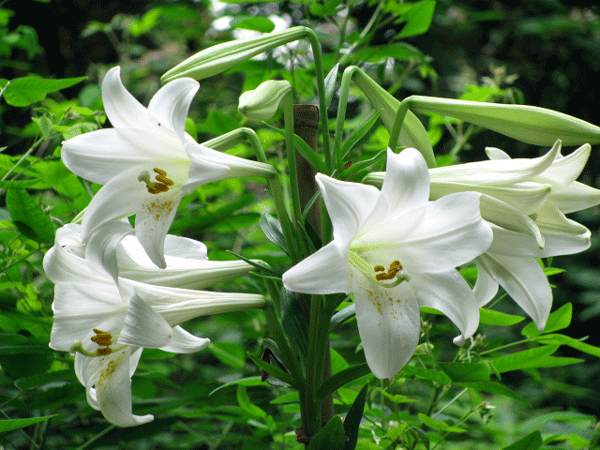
[535,333,600,357]
[0,415,57,433]
[324,63,340,109]
[330,303,355,331]
[209,376,265,397]
[208,342,246,369]
[308,415,345,450]
[418,413,465,433]
[259,213,287,253]
[5,188,55,243]
[343,383,369,450]
[247,352,295,387]
[501,431,542,450]
[263,123,328,173]
[318,363,372,401]
[280,287,309,361]
[236,385,267,418]
[3,76,86,106]
[340,109,382,157]
[398,0,436,38]
[522,302,572,338]
[439,362,490,382]
[480,308,525,326]
[458,381,529,404]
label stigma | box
[138,168,175,194]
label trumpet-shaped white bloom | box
[364,141,600,331]
[283,149,493,379]
[431,141,600,330]
[44,222,266,426]
[62,66,273,268]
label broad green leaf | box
[439,362,489,382]
[491,344,582,373]
[522,411,595,431]
[231,16,275,33]
[308,415,345,450]
[418,413,465,433]
[480,308,525,326]
[522,302,572,338]
[343,383,369,450]
[3,76,86,106]
[236,385,267,418]
[458,381,529,404]
[0,179,42,189]
[270,391,299,404]
[0,415,57,434]
[398,1,436,38]
[5,188,55,243]
[501,431,542,450]
[401,365,451,384]
[353,42,426,64]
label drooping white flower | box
[363,141,600,330]
[44,222,266,426]
[61,66,273,268]
[283,148,493,379]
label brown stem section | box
[293,104,334,428]
[293,104,321,235]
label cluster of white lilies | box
[44,63,600,427]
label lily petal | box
[282,241,352,295]
[551,181,600,214]
[351,268,421,380]
[315,173,380,245]
[475,252,551,330]
[75,347,153,427]
[118,293,173,349]
[160,326,210,354]
[411,270,480,346]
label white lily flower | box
[44,222,266,426]
[61,66,274,268]
[364,141,600,330]
[283,149,493,379]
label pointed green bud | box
[161,27,310,83]
[238,80,292,121]
[407,95,600,146]
[351,68,435,167]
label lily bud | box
[407,96,600,146]
[161,26,310,82]
[238,80,292,121]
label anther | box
[375,260,403,281]
[91,328,113,355]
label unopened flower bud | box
[238,80,292,121]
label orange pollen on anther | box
[91,328,113,355]
[375,260,403,281]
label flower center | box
[91,328,114,356]
[138,168,175,194]
[349,252,410,289]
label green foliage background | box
[1,0,600,449]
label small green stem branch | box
[202,128,299,263]
[334,66,359,173]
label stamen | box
[375,260,403,281]
[91,328,113,355]
[138,168,174,194]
